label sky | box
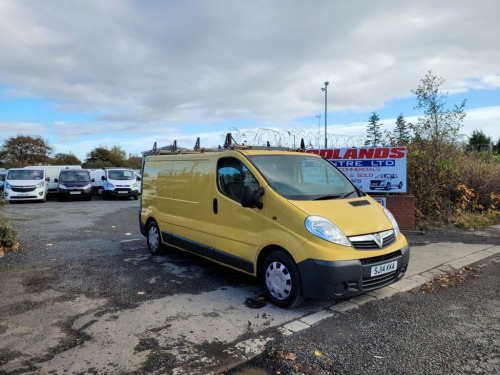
[0,0,499,161]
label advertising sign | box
[306,147,407,193]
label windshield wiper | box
[339,190,357,199]
[313,190,357,201]
[313,194,341,201]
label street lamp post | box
[315,114,321,149]
[321,81,329,148]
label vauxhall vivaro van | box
[140,144,410,308]
[4,168,49,203]
[55,169,93,200]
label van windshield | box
[247,154,360,200]
[107,170,135,180]
[7,169,44,180]
[59,170,90,183]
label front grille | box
[349,230,395,250]
[360,250,402,265]
[11,185,36,193]
[362,270,397,290]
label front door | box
[211,156,264,274]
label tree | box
[406,72,468,220]
[393,114,411,145]
[0,135,53,168]
[126,155,142,169]
[83,145,127,168]
[365,112,383,147]
[494,137,500,154]
[109,146,127,166]
[468,130,492,152]
[52,153,82,165]
[410,70,466,144]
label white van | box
[4,168,49,202]
[102,168,139,200]
[89,169,105,194]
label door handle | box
[213,198,218,214]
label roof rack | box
[143,133,306,156]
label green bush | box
[0,213,18,249]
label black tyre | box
[133,193,139,200]
[398,182,403,189]
[262,251,304,308]
[385,182,391,190]
[147,221,164,256]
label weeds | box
[0,213,19,253]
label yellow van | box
[140,145,410,308]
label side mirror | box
[241,185,264,209]
[91,178,95,183]
[101,176,106,181]
[54,178,58,183]
[136,176,141,181]
[46,177,50,182]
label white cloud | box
[0,0,499,158]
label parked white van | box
[89,169,105,194]
[102,168,139,200]
[4,168,49,202]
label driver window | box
[217,158,258,202]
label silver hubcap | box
[265,261,291,300]
[148,226,159,251]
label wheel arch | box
[256,245,295,279]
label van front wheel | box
[262,251,304,308]
[147,221,164,256]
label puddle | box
[244,297,266,309]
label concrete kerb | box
[196,244,500,375]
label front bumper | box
[106,188,138,197]
[58,188,93,198]
[298,244,410,299]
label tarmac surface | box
[216,226,500,375]
[0,199,499,375]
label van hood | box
[289,197,392,236]
[7,179,43,186]
[59,181,91,187]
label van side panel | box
[142,156,213,253]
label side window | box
[217,158,258,202]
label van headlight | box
[6,182,11,189]
[384,208,400,238]
[305,216,350,247]
[106,182,115,189]
[59,183,68,189]
[36,181,44,188]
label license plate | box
[118,191,128,194]
[18,193,30,196]
[70,191,81,195]
[371,260,397,277]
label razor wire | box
[223,128,367,149]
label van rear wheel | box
[262,251,304,308]
[147,221,164,256]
